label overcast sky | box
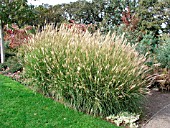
[28,0,91,5]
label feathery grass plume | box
[19,24,148,117]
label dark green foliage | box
[34,4,65,27]
[0,39,22,73]
[0,50,15,70]
[136,0,170,36]
[0,62,7,71]
[99,0,126,32]
[0,0,37,27]
[0,56,22,73]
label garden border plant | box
[0,24,35,74]
[19,25,148,117]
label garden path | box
[141,90,170,128]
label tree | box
[91,0,135,32]
[33,3,66,29]
[136,0,170,36]
[0,0,36,63]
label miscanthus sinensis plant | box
[19,25,148,117]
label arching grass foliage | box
[19,25,148,117]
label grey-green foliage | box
[156,36,170,69]
[136,32,158,55]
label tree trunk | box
[0,20,5,63]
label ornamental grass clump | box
[20,25,148,117]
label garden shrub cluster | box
[0,57,22,73]
[20,26,148,117]
[4,24,35,49]
[156,35,170,69]
[0,24,35,74]
[147,35,170,91]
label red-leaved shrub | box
[4,24,34,49]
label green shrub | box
[0,49,19,73]
[0,56,22,73]
[156,36,170,69]
[136,32,158,56]
[20,25,148,117]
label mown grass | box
[0,75,119,128]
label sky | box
[28,0,91,5]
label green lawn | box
[0,75,118,128]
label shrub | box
[147,35,170,91]
[136,32,158,56]
[156,36,170,69]
[4,24,35,49]
[0,24,35,74]
[0,56,22,73]
[20,25,148,117]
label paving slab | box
[142,104,170,128]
